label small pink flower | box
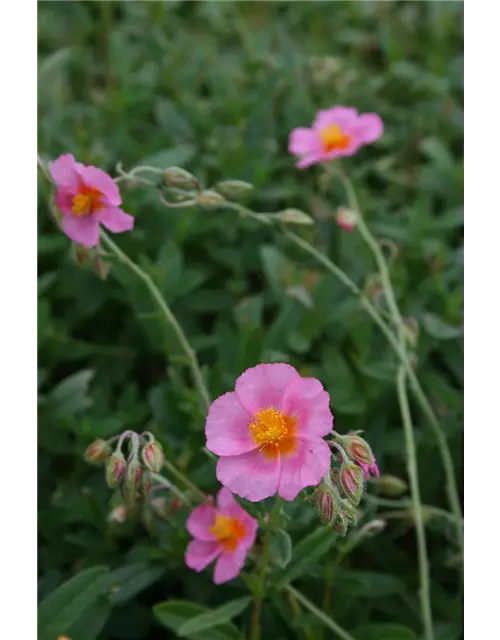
[49,154,134,248]
[205,363,333,502]
[288,106,383,168]
[185,487,258,584]
[336,207,358,232]
[359,460,380,479]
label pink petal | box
[185,540,221,572]
[235,363,299,414]
[239,512,259,550]
[186,503,217,541]
[281,377,333,438]
[296,153,329,169]
[216,449,280,502]
[288,127,321,155]
[313,106,358,130]
[205,392,257,456]
[216,488,259,549]
[61,215,100,248]
[78,165,122,205]
[98,206,134,233]
[278,437,331,501]
[213,549,247,584]
[55,189,76,216]
[352,113,384,144]
[49,154,80,190]
[216,487,240,511]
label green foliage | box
[38,2,463,639]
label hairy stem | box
[397,367,434,640]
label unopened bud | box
[108,504,128,524]
[311,488,335,525]
[339,462,364,506]
[336,207,358,232]
[72,243,91,266]
[340,499,358,527]
[376,474,408,497]
[196,190,226,209]
[278,208,314,225]
[92,256,111,281]
[215,180,254,201]
[84,439,111,465]
[142,441,164,474]
[342,434,375,466]
[122,460,143,505]
[330,512,348,537]
[163,166,196,189]
[330,467,339,486]
[105,452,126,488]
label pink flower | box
[288,106,383,168]
[359,460,380,479]
[205,363,333,502]
[336,207,358,232]
[49,154,134,248]
[185,487,258,584]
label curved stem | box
[100,231,211,413]
[364,494,461,526]
[161,458,207,502]
[149,472,193,507]
[285,585,355,640]
[397,367,434,640]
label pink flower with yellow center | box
[205,363,333,502]
[288,106,383,168]
[49,154,134,248]
[185,487,258,584]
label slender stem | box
[281,227,464,555]
[285,585,355,640]
[397,367,434,640]
[100,231,211,413]
[250,497,281,640]
[149,472,193,507]
[364,494,462,526]
[162,458,207,502]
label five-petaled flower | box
[205,363,333,502]
[288,106,383,168]
[49,153,134,248]
[185,487,258,584]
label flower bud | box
[71,243,91,266]
[330,512,348,537]
[215,180,254,201]
[141,441,164,474]
[278,208,314,225]
[339,461,364,506]
[84,439,111,465]
[105,452,126,488]
[108,504,128,524]
[329,467,339,487]
[340,499,358,527]
[376,474,408,497]
[122,460,143,506]
[311,488,335,525]
[92,256,111,281]
[336,207,358,232]
[342,434,375,466]
[163,166,196,189]
[196,190,226,208]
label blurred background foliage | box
[37,2,463,639]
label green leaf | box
[105,563,166,605]
[269,529,293,569]
[47,369,94,419]
[154,600,240,640]
[276,527,337,586]
[38,566,109,639]
[354,623,417,639]
[178,597,252,637]
[66,599,112,640]
[422,313,463,340]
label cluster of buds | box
[309,432,379,536]
[84,430,165,510]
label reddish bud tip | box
[343,434,375,466]
[339,461,364,506]
[142,441,164,474]
[84,439,111,465]
[330,512,348,537]
[105,452,126,488]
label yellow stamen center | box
[319,124,351,153]
[71,185,103,217]
[249,408,297,458]
[209,514,246,552]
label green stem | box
[285,585,355,640]
[149,472,193,507]
[100,231,211,413]
[281,227,464,556]
[364,494,462,526]
[397,367,434,640]
[250,497,281,640]
[337,171,463,561]
[162,458,207,502]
